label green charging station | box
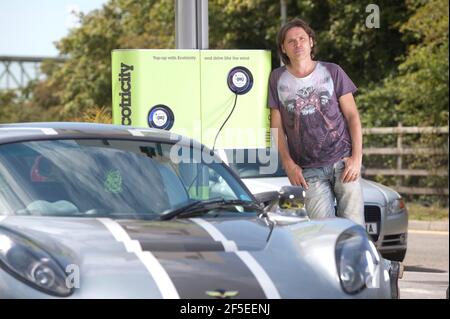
[112,49,271,149]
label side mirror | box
[253,191,279,207]
[279,185,305,202]
[264,185,307,218]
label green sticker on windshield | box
[104,170,123,194]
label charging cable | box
[186,93,239,194]
[211,93,238,154]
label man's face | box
[282,27,313,62]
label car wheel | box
[382,249,407,262]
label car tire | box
[382,249,407,262]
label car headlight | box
[335,226,380,294]
[387,198,405,215]
[0,227,72,297]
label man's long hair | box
[277,18,317,65]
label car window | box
[224,148,286,178]
[0,139,251,218]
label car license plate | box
[366,222,378,234]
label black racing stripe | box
[117,219,226,252]
[116,219,267,298]
[153,251,267,299]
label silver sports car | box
[0,123,400,298]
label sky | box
[0,0,107,57]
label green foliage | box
[407,202,449,221]
[51,0,174,119]
[357,0,449,127]
[209,0,409,86]
[394,0,449,127]
[292,0,410,87]
[0,0,175,122]
[0,90,18,123]
[0,86,56,123]
[209,0,279,65]
[356,0,449,201]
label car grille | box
[364,205,381,242]
[382,233,406,246]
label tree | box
[357,0,449,127]
[22,0,174,120]
[356,0,449,203]
[209,0,279,65]
[394,0,449,126]
[209,0,409,87]
[0,90,19,123]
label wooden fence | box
[362,124,449,196]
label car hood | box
[360,179,400,206]
[0,215,385,298]
[242,176,291,194]
[1,215,271,253]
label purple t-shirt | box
[268,62,357,168]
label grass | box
[407,203,449,221]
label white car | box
[220,148,408,261]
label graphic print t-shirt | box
[268,62,357,168]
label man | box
[268,18,364,226]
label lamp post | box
[175,0,208,49]
[280,0,287,65]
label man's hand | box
[341,156,362,183]
[285,162,309,189]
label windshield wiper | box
[159,198,262,220]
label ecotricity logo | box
[118,63,134,125]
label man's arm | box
[339,92,363,183]
[271,108,308,189]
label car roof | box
[0,122,191,145]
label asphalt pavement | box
[400,220,449,299]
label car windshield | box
[224,148,286,178]
[0,139,253,218]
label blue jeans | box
[302,159,365,226]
